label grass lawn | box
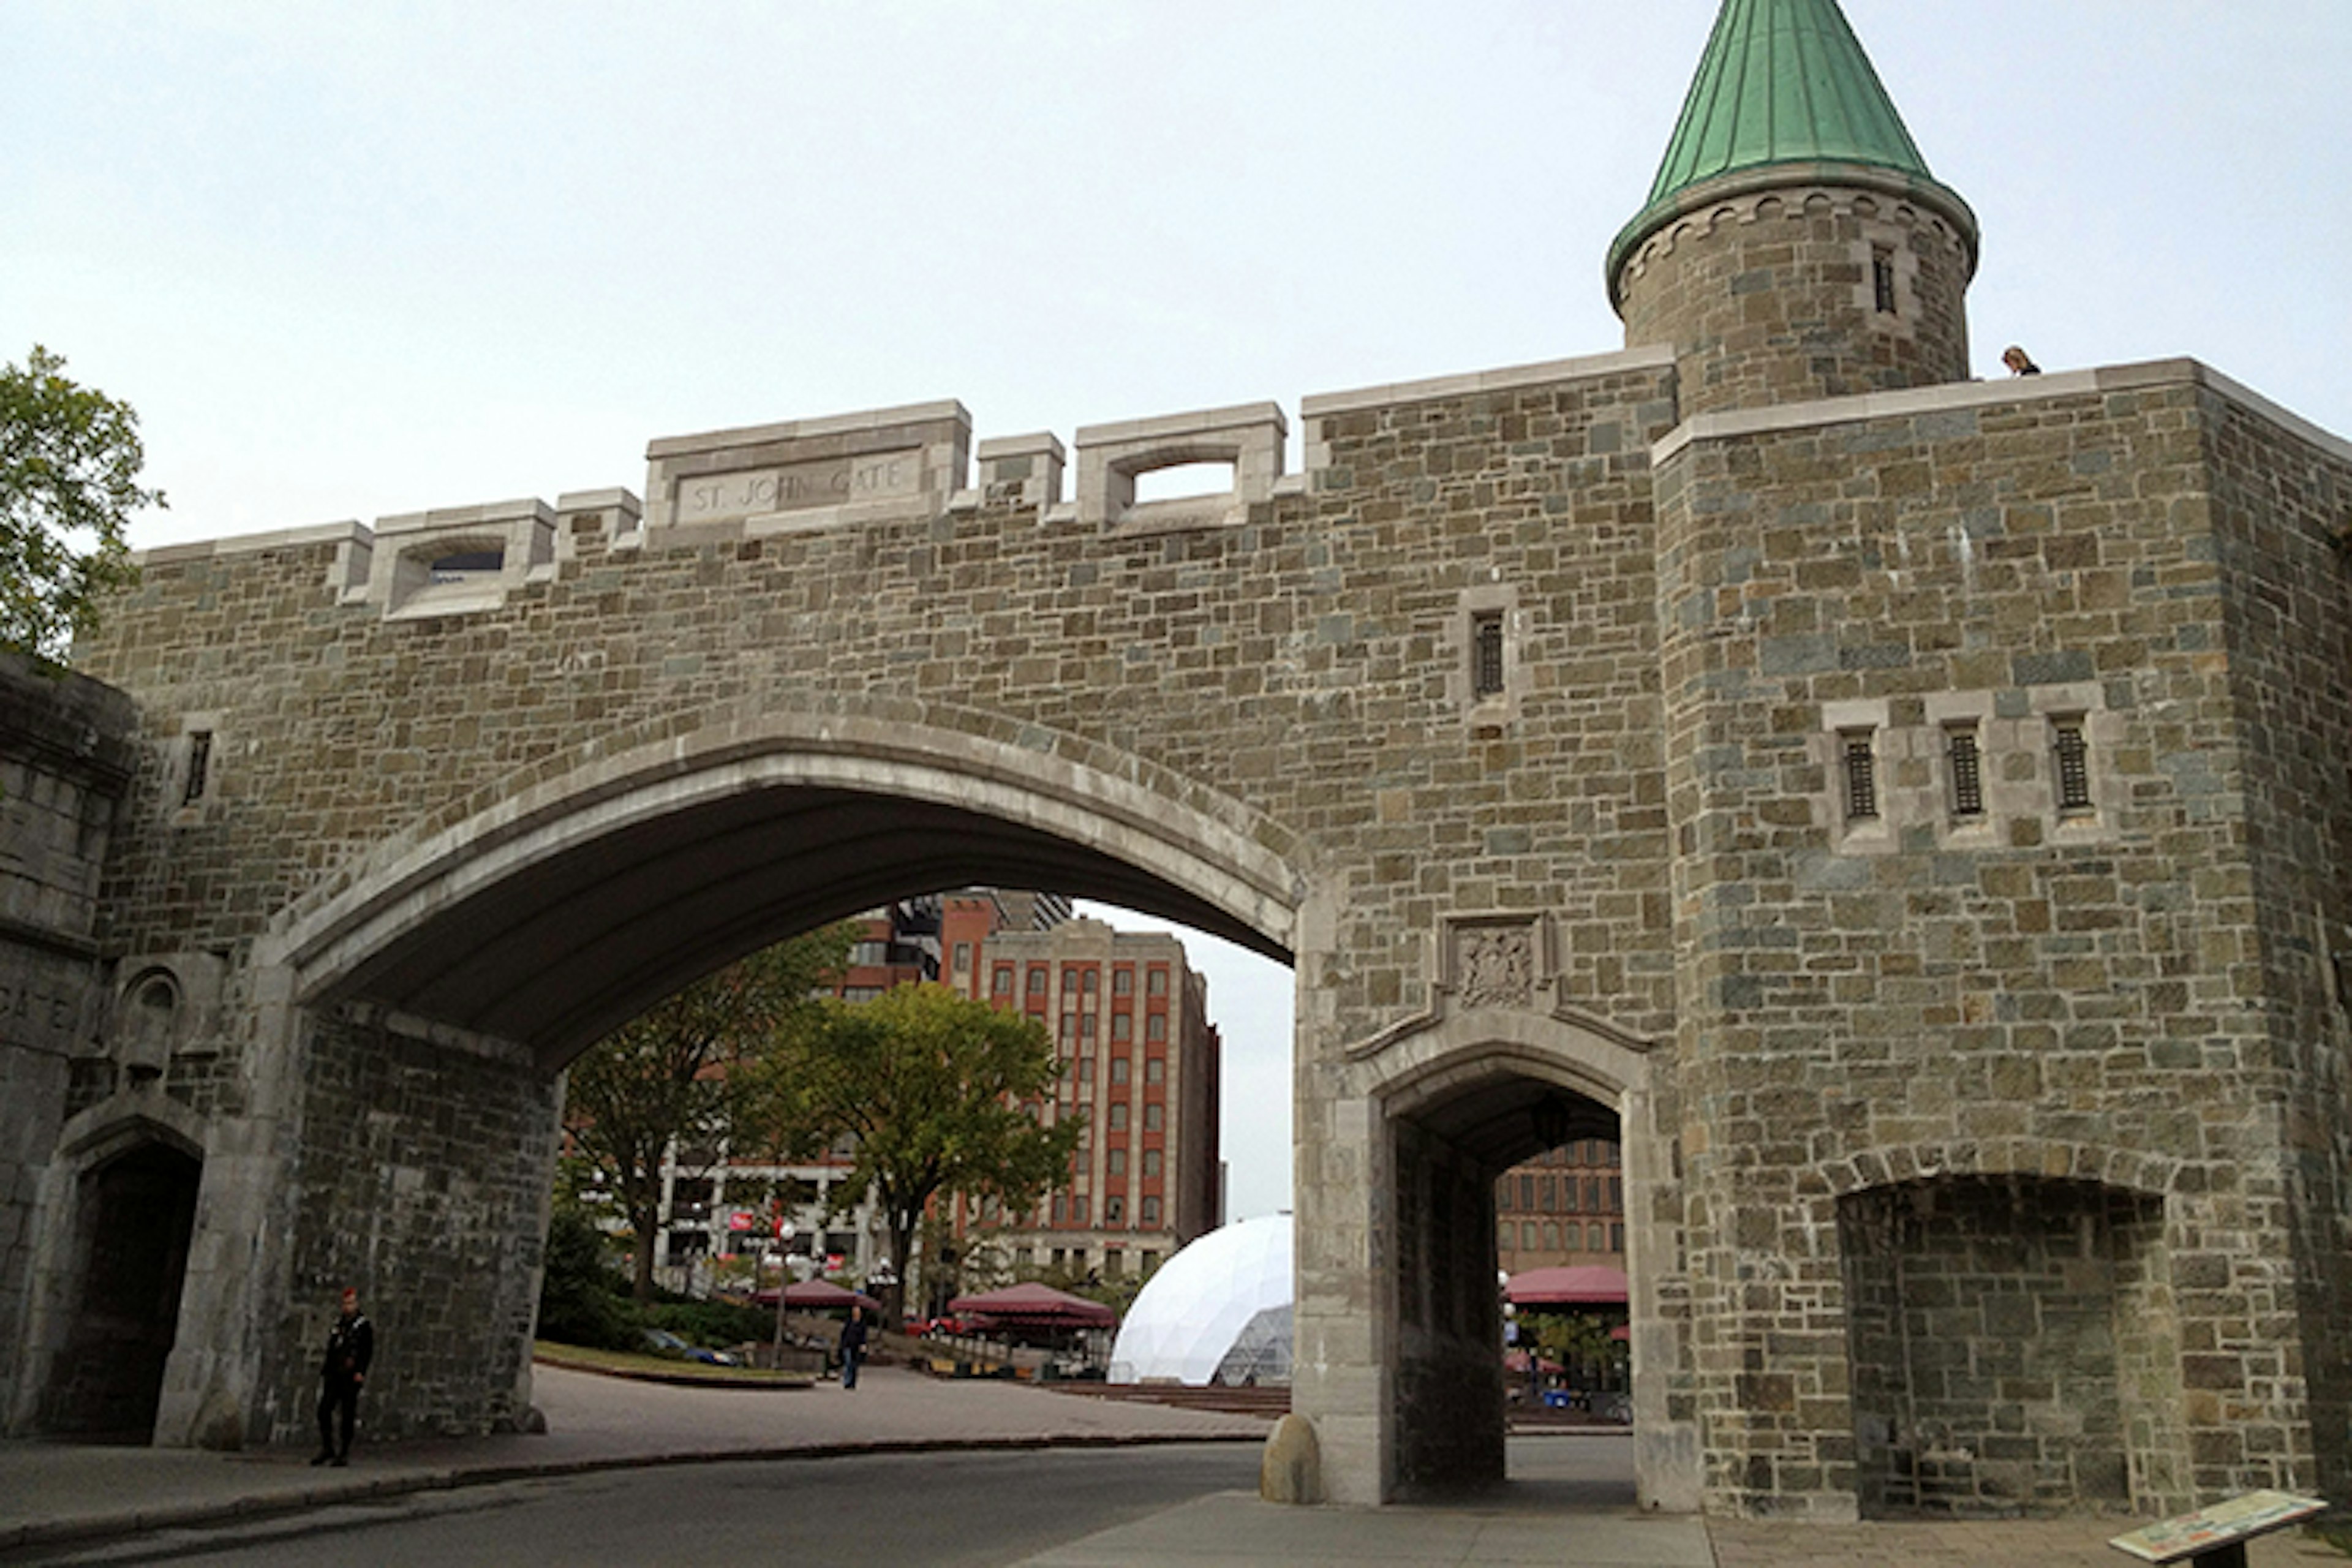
[533,1340,813,1385]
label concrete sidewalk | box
[2,1365,2342,1567]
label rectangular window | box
[1842,729,1879,821]
[952,941,972,973]
[1082,970,1098,994]
[1518,1174,1534,1210]
[1146,1014,1167,1041]
[1027,967,1048,995]
[1077,1058,1094,1085]
[1471,611,1505,698]
[183,730,213,804]
[1143,1103,1164,1131]
[2053,718,2093,813]
[1110,1012,1131,1040]
[1114,969,1134,995]
[1144,1057,1165,1085]
[1109,1102,1128,1130]
[1142,1148,1161,1178]
[1521,1221,1537,1250]
[1141,1198,1161,1228]
[1588,1221,1607,1250]
[1563,1180,1580,1213]
[1541,1221,1559,1251]
[1947,723,1985,818]
[1585,1177,1602,1212]
[993,965,1015,994]
[1608,1177,1623,1211]
[1147,968,1168,996]
[1497,1178,1513,1213]
[1072,1197,1088,1226]
[1107,1149,1126,1176]
[1052,1194,1067,1224]
[1059,1013,1076,1041]
[1498,1219,1514,1251]
[1063,968,1080,992]
[1611,1223,1626,1253]
[1110,1056,1129,1085]
[1872,245,1897,314]
[1538,1176,1556,1213]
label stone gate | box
[4,0,2348,1520]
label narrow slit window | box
[1471,611,1506,698]
[2052,719,2093,813]
[183,730,213,805]
[1842,729,1880,821]
[1947,724,1985,819]
[1872,246,1898,314]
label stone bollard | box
[1259,1412,1322,1504]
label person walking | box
[837,1305,869,1390]
[312,1286,374,1466]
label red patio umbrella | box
[946,1281,1116,1328]
[1505,1265,1629,1307]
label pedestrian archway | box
[36,1129,202,1441]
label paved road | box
[27,1446,1268,1566]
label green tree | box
[561,924,854,1302]
[793,982,1080,1325]
[1,346,160,660]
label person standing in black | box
[837,1305,868,1390]
[312,1286,374,1466]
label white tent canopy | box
[1107,1213,1292,1386]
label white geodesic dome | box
[1107,1212,1292,1385]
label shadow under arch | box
[28,1095,208,1441]
[1335,1006,1671,1502]
[259,706,1308,1067]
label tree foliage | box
[1,345,159,660]
[560,924,854,1301]
[791,982,1080,1324]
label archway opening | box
[39,1141,202,1441]
[1387,1068,1626,1501]
[1838,1174,2171,1518]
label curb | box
[524,1351,816,1390]
[1,1430,1268,1555]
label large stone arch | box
[167,702,1313,1451]
[1294,1003,1696,1509]
[258,703,1309,1066]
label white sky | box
[10,1,2348,1223]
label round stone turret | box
[1609,0,1978,419]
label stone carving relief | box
[1455,925,1536,1011]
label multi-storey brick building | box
[948,913,1222,1284]
[1494,1140,1625,1275]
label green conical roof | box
[1647,0,1932,205]
[1609,0,1973,296]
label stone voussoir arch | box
[258,693,1313,1001]
[1815,1136,2183,1205]
[1347,1005,1656,1117]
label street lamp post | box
[771,1220,797,1367]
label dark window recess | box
[183,731,213,805]
[1842,732,1879,821]
[429,548,502,581]
[2053,721,2093,812]
[1872,247,1898,314]
[1472,612,1506,698]
[1947,726,1985,818]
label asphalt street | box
[19,1444,1270,1567]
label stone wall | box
[254,1007,558,1446]
[0,655,137,1430]
[1653,362,2345,1515]
[2201,387,2352,1501]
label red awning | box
[752,1278,880,1311]
[946,1281,1116,1327]
[1506,1265,1629,1306]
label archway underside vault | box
[272,723,1303,1069]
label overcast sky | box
[10,2,2348,1224]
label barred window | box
[1872,245,1898,314]
[1472,611,1506,698]
[183,730,214,804]
[1842,729,1879,821]
[2052,719,2092,813]
[1947,723,1985,818]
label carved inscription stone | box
[676,450,921,523]
[1456,925,1534,1010]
